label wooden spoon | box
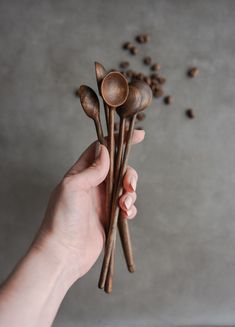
[78,85,105,145]
[94,62,109,131]
[99,80,152,288]
[98,72,129,290]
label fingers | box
[123,166,138,192]
[119,166,138,220]
[121,205,137,220]
[103,129,145,147]
[119,192,136,211]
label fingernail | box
[126,208,132,217]
[130,176,137,191]
[124,195,132,210]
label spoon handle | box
[98,107,115,290]
[104,117,125,291]
[98,114,136,288]
[104,235,116,294]
[94,116,105,145]
[103,102,109,133]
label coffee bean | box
[143,34,150,43]
[157,76,166,85]
[137,113,146,121]
[143,56,152,65]
[151,63,161,71]
[136,72,145,80]
[153,87,164,98]
[119,61,130,69]
[136,35,145,44]
[130,46,138,55]
[123,42,132,50]
[143,76,152,85]
[185,108,195,119]
[126,69,134,78]
[164,95,172,105]
[74,88,80,97]
[150,73,159,80]
[188,67,199,78]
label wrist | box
[31,230,80,288]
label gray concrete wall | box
[1,0,235,326]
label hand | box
[33,130,145,285]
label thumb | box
[77,144,109,189]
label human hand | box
[33,130,145,285]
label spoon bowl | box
[101,71,129,107]
[95,62,106,95]
[78,85,105,145]
[78,85,100,119]
[117,80,152,118]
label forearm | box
[0,240,72,327]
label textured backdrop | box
[0,0,235,326]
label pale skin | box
[0,130,145,327]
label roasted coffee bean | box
[188,67,199,78]
[151,63,161,71]
[126,69,134,78]
[150,73,159,80]
[185,108,195,119]
[136,72,145,80]
[143,56,152,65]
[164,95,172,105]
[130,46,138,55]
[119,61,130,69]
[153,87,164,98]
[157,76,166,85]
[143,76,152,85]
[143,34,150,43]
[136,35,145,43]
[74,88,80,97]
[123,42,132,50]
[137,113,146,121]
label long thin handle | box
[98,115,136,288]
[104,117,125,291]
[94,116,105,145]
[99,108,115,289]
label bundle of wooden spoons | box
[78,62,152,294]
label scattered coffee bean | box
[130,46,138,55]
[153,87,164,98]
[74,88,80,97]
[143,76,152,85]
[126,69,134,78]
[185,108,195,119]
[143,34,150,43]
[164,95,172,105]
[119,61,130,69]
[157,76,166,85]
[150,73,159,80]
[123,42,132,50]
[136,72,145,80]
[151,63,161,71]
[137,113,146,121]
[188,67,199,78]
[143,56,152,65]
[135,34,145,44]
